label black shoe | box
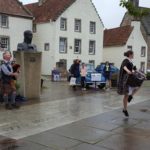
[5,104,13,110]
[123,109,129,117]
[128,95,133,103]
[12,103,20,109]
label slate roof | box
[0,0,32,18]
[141,13,150,35]
[25,0,76,23]
[104,26,134,47]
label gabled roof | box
[25,0,76,23]
[0,0,32,19]
[104,26,134,47]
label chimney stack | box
[129,0,139,7]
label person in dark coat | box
[70,59,80,90]
[117,50,136,117]
[69,60,76,76]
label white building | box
[0,0,33,59]
[103,21,147,73]
[26,0,104,75]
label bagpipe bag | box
[127,71,145,87]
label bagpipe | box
[127,71,146,87]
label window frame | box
[74,39,81,54]
[0,36,10,51]
[0,15,9,28]
[59,37,67,53]
[90,21,96,34]
[33,24,37,33]
[44,43,50,51]
[141,46,146,57]
[60,17,67,31]
[127,45,132,51]
[140,62,145,72]
[89,40,96,55]
[74,19,81,32]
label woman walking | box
[117,50,138,117]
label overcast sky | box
[21,0,150,28]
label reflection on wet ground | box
[0,136,18,150]
[0,80,150,149]
[1,100,150,150]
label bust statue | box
[17,30,37,52]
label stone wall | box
[120,13,133,26]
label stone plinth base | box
[14,51,42,99]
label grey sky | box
[21,0,150,28]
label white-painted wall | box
[33,22,56,74]
[0,16,32,59]
[33,0,104,75]
[103,46,126,68]
[103,21,147,72]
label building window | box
[127,45,132,50]
[0,37,9,51]
[74,39,81,54]
[0,15,8,28]
[59,37,67,53]
[75,19,81,32]
[89,60,95,67]
[141,46,146,57]
[140,62,145,72]
[89,40,96,55]
[44,43,50,51]
[33,24,37,33]
[60,18,67,31]
[90,21,96,34]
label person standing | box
[70,59,80,90]
[103,61,112,88]
[1,51,19,109]
[117,50,137,117]
[80,63,87,91]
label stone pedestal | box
[14,51,42,99]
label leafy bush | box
[120,0,150,20]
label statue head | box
[24,30,33,44]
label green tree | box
[120,0,150,20]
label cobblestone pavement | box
[0,81,150,149]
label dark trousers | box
[81,77,86,88]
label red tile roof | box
[25,0,76,23]
[104,26,134,47]
[0,0,32,18]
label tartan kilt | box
[2,80,16,94]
